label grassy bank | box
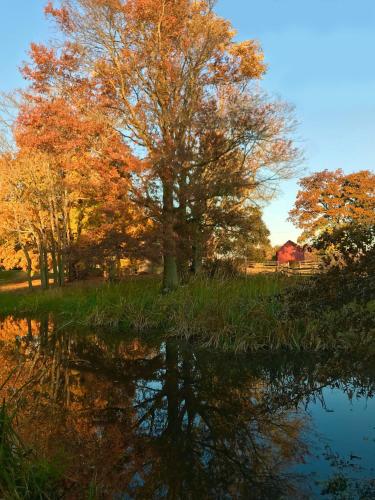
[0,275,287,346]
[0,273,374,352]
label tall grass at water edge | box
[0,274,373,352]
[0,275,286,345]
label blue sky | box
[1,0,374,245]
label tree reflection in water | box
[0,317,375,499]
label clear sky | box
[1,0,374,245]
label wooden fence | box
[243,260,321,277]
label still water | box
[1,316,375,499]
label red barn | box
[276,240,305,264]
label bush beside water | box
[281,247,375,351]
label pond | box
[0,316,375,499]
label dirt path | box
[0,279,53,293]
[0,276,107,293]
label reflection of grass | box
[0,402,62,499]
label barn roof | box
[283,240,299,247]
[276,240,305,254]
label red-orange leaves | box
[22,44,56,90]
[289,169,375,242]
[22,41,84,95]
[45,1,75,32]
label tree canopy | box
[0,0,300,289]
[289,169,375,243]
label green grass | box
[0,274,373,352]
[0,275,288,347]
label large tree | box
[36,0,299,290]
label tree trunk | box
[107,258,118,282]
[50,195,65,286]
[163,254,179,291]
[176,173,190,281]
[58,251,65,286]
[38,241,49,290]
[39,251,46,289]
[43,246,49,289]
[162,180,178,292]
[51,247,59,286]
[21,246,33,290]
[49,199,60,287]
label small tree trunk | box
[43,247,49,289]
[22,246,33,290]
[58,251,65,286]
[26,264,33,291]
[38,242,49,290]
[39,252,46,289]
[108,258,117,282]
[51,247,59,286]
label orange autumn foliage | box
[289,169,375,242]
[0,0,299,288]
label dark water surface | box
[1,317,375,499]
